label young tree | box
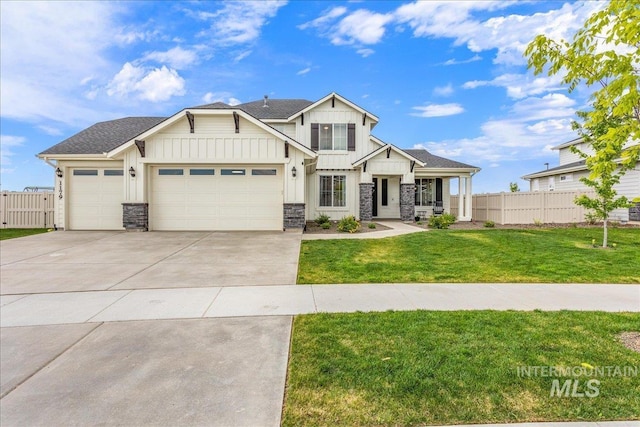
[509,182,520,192]
[524,0,640,248]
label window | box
[104,170,123,176]
[159,169,184,175]
[73,170,98,176]
[319,124,347,150]
[415,178,435,206]
[190,169,215,175]
[319,175,346,207]
[252,169,277,176]
[221,169,246,176]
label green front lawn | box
[0,228,50,240]
[298,228,640,283]
[283,311,640,427]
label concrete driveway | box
[0,230,302,294]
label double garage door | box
[150,165,283,231]
[68,165,283,231]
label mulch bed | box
[304,221,391,234]
[619,332,640,353]
[414,221,640,230]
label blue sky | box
[0,1,603,193]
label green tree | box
[524,0,640,248]
[509,182,520,192]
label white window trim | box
[318,174,347,208]
[318,123,348,151]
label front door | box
[372,178,378,217]
[376,176,400,218]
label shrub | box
[484,220,495,228]
[533,218,543,227]
[337,215,360,233]
[584,212,599,225]
[428,213,456,229]
[315,214,330,225]
[368,223,376,229]
[321,222,331,229]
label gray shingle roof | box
[191,101,233,109]
[523,160,586,178]
[235,99,313,120]
[39,117,166,155]
[404,149,479,169]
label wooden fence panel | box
[0,192,55,228]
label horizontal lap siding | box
[0,192,55,228]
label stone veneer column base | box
[359,183,374,221]
[283,203,305,229]
[122,203,148,231]
[399,183,416,222]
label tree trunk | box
[603,218,608,248]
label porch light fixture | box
[291,166,297,178]
[55,167,63,178]
[129,167,136,177]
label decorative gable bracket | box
[386,147,391,158]
[186,111,195,133]
[410,160,416,172]
[135,140,145,157]
[233,111,240,133]
[285,142,289,158]
[362,113,367,126]
[363,160,367,172]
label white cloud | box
[201,92,241,106]
[411,103,464,118]
[37,126,64,136]
[107,63,185,102]
[463,73,566,99]
[234,50,253,62]
[0,135,25,172]
[143,46,198,69]
[412,93,577,163]
[297,67,311,75]
[332,9,393,45]
[357,48,375,57]
[0,1,118,124]
[433,83,454,97]
[442,54,482,66]
[298,6,347,30]
[199,0,287,45]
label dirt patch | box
[304,221,391,234]
[618,332,640,353]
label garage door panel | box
[150,165,282,231]
[69,169,123,230]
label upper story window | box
[319,124,347,150]
[311,123,355,151]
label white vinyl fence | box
[0,192,55,228]
[450,190,597,225]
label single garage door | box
[150,165,283,231]
[68,168,124,230]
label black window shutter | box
[436,178,443,202]
[347,123,356,151]
[381,179,388,206]
[311,123,319,150]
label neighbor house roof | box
[521,160,587,180]
[404,149,479,170]
[551,137,583,151]
[39,117,166,156]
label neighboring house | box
[38,93,479,231]
[522,137,640,221]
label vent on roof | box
[263,95,269,107]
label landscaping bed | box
[304,220,390,234]
[282,311,640,427]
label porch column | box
[458,177,464,220]
[465,175,473,221]
[359,183,374,221]
[399,183,415,222]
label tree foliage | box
[509,182,520,192]
[524,0,640,247]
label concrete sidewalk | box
[302,220,426,239]
[2,283,638,327]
